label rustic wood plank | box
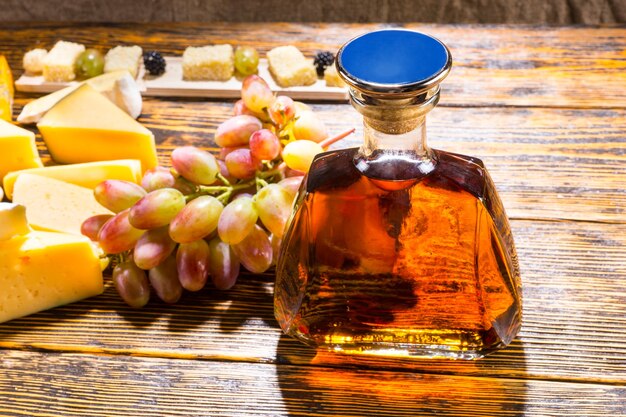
[1,220,624,383]
[0,350,624,417]
[1,23,625,108]
[16,98,622,223]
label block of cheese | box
[37,84,157,172]
[42,40,85,82]
[0,119,43,181]
[18,70,143,124]
[3,159,142,200]
[267,46,317,87]
[12,173,112,235]
[0,230,103,323]
[182,45,234,81]
[104,45,142,79]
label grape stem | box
[320,127,356,149]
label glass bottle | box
[275,30,522,359]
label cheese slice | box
[17,70,142,124]
[3,159,142,200]
[0,230,103,323]
[12,173,112,235]
[0,119,43,181]
[37,84,157,172]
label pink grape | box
[217,196,258,245]
[225,148,261,180]
[94,180,146,213]
[98,209,145,254]
[269,95,296,126]
[171,146,219,185]
[293,110,328,142]
[241,74,275,113]
[81,214,113,241]
[113,260,150,308]
[216,159,236,184]
[141,166,176,192]
[254,184,293,237]
[233,99,257,117]
[232,224,273,274]
[133,226,177,270]
[249,129,281,161]
[148,254,183,304]
[129,188,186,229]
[278,176,304,199]
[215,115,262,147]
[208,238,240,290]
[270,233,283,266]
[176,240,210,291]
[169,195,223,243]
[218,146,246,160]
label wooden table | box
[1,23,625,416]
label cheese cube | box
[267,46,317,87]
[182,45,234,81]
[37,84,157,172]
[43,41,85,82]
[0,230,103,323]
[324,65,345,88]
[12,174,112,235]
[3,159,142,201]
[104,46,143,79]
[23,48,48,74]
[0,119,43,181]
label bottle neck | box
[361,116,430,157]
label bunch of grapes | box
[82,74,353,307]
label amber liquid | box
[275,148,522,358]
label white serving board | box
[15,57,349,101]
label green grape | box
[254,184,293,237]
[98,209,145,254]
[281,140,324,173]
[113,260,150,308]
[215,115,262,148]
[217,196,258,245]
[129,188,186,229]
[171,146,220,185]
[234,46,259,76]
[176,240,210,291]
[169,195,223,243]
[208,238,240,290]
[232,224,272,274]
[293,110,328,142]
[133,226,177,270]
[241,74,275,114]
[75,49,105,79]
[94,180,147,213]
[148,254,183,304]
[81,214,113,241]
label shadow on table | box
[275,334,528,416]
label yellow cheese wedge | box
[0,202,31,240]
[0,119,43,181]
[12,173,112,235]
[3,159,142,200]
[0,230,103,323]
[37,84,157,172]
[17,70,142,124]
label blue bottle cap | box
[337,29,452,98]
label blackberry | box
[143,51,166,76]
[313,51,335,77]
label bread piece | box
[267,46,317,87]
[324,65,345,88]
[23,49,48,74]
[43,41,85,82]
[182,45,234,81]
[104,45,143,79]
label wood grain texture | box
[1,23,626,108]
[1,350,625,417]
[1,220,624,383]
